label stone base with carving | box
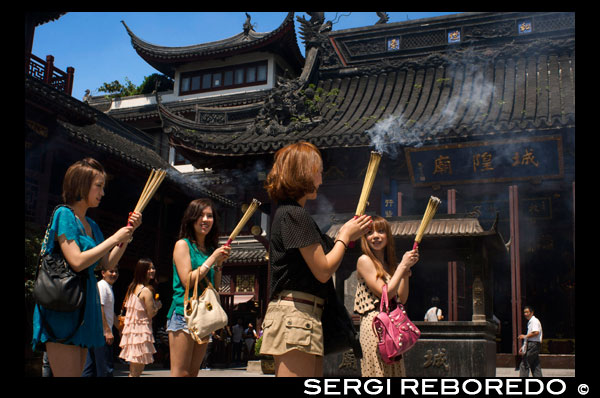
[403,321,497,377]
[323,349,362,377]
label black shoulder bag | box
[319,233,362,358]
[33,205,87,342]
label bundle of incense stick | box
[132,169,167,215]
[412,196,442,250]
[225,199,261,247]
[119,169,167,247]
[355,151,382,216]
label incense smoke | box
[365,48,497,157]
[365,114,425,157]
[312,193,336,231]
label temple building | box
[90,11,574,368]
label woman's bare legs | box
[129,362,145,377]
[45,342,87,377]
[169,330,208,377]
[274,349,323,377]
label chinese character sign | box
[380,179,398,218]
[405,136,563,186]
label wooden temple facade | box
[97,11,574,360]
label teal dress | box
[31,206,105,350]
[167,238,215,319]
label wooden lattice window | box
[235,275,255,293]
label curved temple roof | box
[161,48,575,164]
[151,12,574,167]
[121,12,304,78]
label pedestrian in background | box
[244,323,258,361]
[31,158,141,376]
[424,296,444,322]
[166,198,230,377]
[259,141,371,377]
[119,258,162,376]
[354,216,419,376]
[232,318,244,365]
[82,262,120,377]
[519,305,543,377]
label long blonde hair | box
[360,216,398,280]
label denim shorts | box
[166,311,189,334]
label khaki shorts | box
[259,290,324,357]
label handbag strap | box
[380,284,390,314]
[185,270,200,302]
[38,291,87,344]
[35,205,76,283]
[185,270,215,303]
[39,205,81,255]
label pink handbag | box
[372,284,421,364]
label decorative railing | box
[26,53,74,95]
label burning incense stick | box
[413,196,442,250]
[225,199,261,247]
[355,151,382,216]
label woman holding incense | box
[260,141,372,377]
[354,216,419,377]
[31,158,142,377]
[167,198,231,377]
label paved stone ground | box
[114,362,574,377]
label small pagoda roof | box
[326,213,487,239]
[122,12,304,78]
[218,235,268,265]
[326,213,509,259]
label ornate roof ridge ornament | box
[375,12,389,24]
[243,12,253,36]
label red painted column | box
[66,67,75,95]
[509,185,523,357]
[44,55,54,85]
[447,189,457,321]
[397,191,403,216]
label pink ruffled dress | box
[119,287,156,364]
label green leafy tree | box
[137,74,174,94]
[97,77,139,99]
[98,74,173,99]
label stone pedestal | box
[403,321,497,377]
[323,350,362,377]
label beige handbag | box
[184,271,228,344]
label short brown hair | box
[62,158,106,204]
[264,141,322,201]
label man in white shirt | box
[82,263,119,377]
[518,305,543,377]
[424,296,444,322]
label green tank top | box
[167,238,215,318]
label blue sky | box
[31,12,460,101]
